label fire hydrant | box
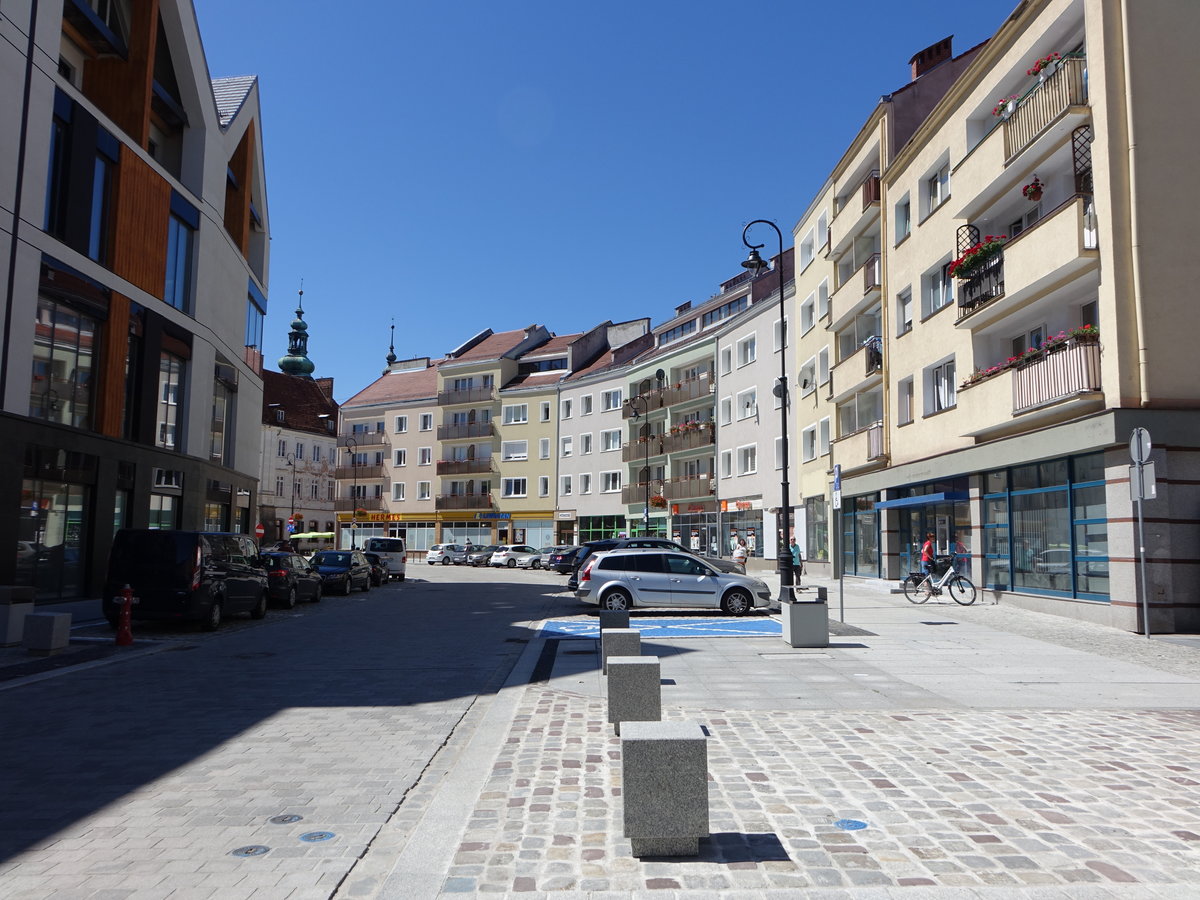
[115,584,135,646]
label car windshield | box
[313,552,350,566]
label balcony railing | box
[622,437,664,462]
[863,253,881,292]
[1004,56,1087,161]
[437,386,495,406]
[436,422,494,440]
[867,422,885,460]
[663,474,713,501]
[622,389,665,419]
[335,464,384,480]
[662,424,715,454]
[435,458,493,475]
[861,171,881,210]
[434,492,493,511]
[957,253,1005,317]
[1013,339,1101,413]
[335,498,383,512]
[661,374,713,407]
[339,432,387,449]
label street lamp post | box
[345,437,358,550]
[626,395,652,536]
[741,220,793,601]
[285,452,298,543]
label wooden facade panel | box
[223,126,254,257]
[78,0,160,146]
[112,144,170,296]
[95,291,131,437]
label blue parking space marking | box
[541,618,782,639]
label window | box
[560,475,573,496]
[720,347,732,375]
[394,448,407,466]
[580,433,592,455]
[501,441,528,461]
[419,413,432,431]
[801,426,817,462]
[417,481,431,501]
[502,404,528,425]
[817,278,830,319]
[601,471,621,493]
[775,315,789,352]
[275,476,284,496]
[721,450,733,478]
[1009,205,1041,238]
[395,415,408,433]
[561,398,572,419]
[580,473,591,494]
[736,388,757,420]
[737,335,756,367]
[894,288,914,336]
[163,213,195,312]
[819,418,831,456]
[737,444,757,475]
[923,262,953,317]
[601,429,621,452]
[898,377,914,425]
[312,446,321,463]
[294,442,304,460]
[540,401,550,422]
[276,439,286,457]
[720,397,732,426]
[1011,326,1047,357]
[418,447,432,465]
[392,482,405,501]
[818,347,830,386]
[895,195,911,243]
[659,320,696,345]
[799,229,815,270]
[601,389,622,411]
[156,352,184,450]
[560,436,572,457]
[538,475,549,497]
[702,296,748,327]
[1081,300,1098,329]
[926,163,950,214]
[928,358,957,413]
[245,293,265,356]
[502,478,527,498]
[531,437,546,460]
[799,358,817,396]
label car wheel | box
[283,586,297,610]
[397,574,405,583]
[361,575,370,592]
[203,600,222,631]
[601,588,632,611]
[251,591,268,620]
[441,557,451,566]
[342,578,352,596]
[506,558,516,568]
[312,583,322,602]
[721,589,753,617]
[531,559,541,569]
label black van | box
[103,530,270,631]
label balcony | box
[435,493,494,511]
[622,437,664,463]
[828,343,883,405]
[829,254,882,332]
[435,458,494,475]
[437,386,495,406]
[340,432,387,449]
[335,464,384,480]
[663,474,714,501]
[335,498,383,512]
[1004,56,1088,161]
[622,389,665,419]
[956,197,1099,330]
[661,374,713,407]
[437,422,494,440]
[832,421,887,475]
[663,424,715,455]
[1014,339,1101,414]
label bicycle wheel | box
[903,574,931,604]
[948,574,977,605]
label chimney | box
[909,36,953,80]
[315,377,334,401]
[675,301,692,316]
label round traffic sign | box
[1129,427,1151,464]
[254,523,265,538]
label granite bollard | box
[600,627,639,675]
[621,719,709,857]
[606,655,660,735]
[23,612,71,656]
[0,586,35,647]
[597,609,630,630]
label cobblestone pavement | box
[444,683,1200,897]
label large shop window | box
[579,515,626,543]
[18,447,97,601]
[805,496,829,562]
[30,297,98,429]
[982,453,1109,600]
[841,493,881,577]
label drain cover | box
[269,814,303,825]
[834,819,868,831]
[230,845,270,857]
[299,831,335,843]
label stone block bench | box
[601,627,639,675]
[621,719,709,857]
[598,609,630,630]
[23,612,71,656]
[607,656,660,735]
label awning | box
[873,491,968,510]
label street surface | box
[1,565,1198,898]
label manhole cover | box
[299,831,335,843]
[834,819,868,831]
[230,845,270,857]
[269,814,303,825]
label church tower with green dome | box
[278,288,315,378]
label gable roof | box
[261,370,339,435]
[342,361,442,408]
[211,75,257,128]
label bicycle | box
[903,555,976,605]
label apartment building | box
[838,0,1200,632]
[1,0,270,599]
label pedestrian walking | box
[732,538,748,574]
[789,538,805,587]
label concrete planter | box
[781,599,829,648]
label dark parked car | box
[546,546,582,574]
[260,551,323,607]
[363,552,389,587]
[566,537,739,591]
[103,530,269,631]
[466,544,498,567]
[310,550,372,595]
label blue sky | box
[195,1,1006,402]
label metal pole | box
[286,452,296,541]
[346,437,357,550]
[1136,474,1150,637]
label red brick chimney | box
[909,36,953,80]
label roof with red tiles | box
[341,361,441,408]
[261,371,339,435]
[448,328,533,362]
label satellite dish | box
[655,368,666,383]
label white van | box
[363,537,407,582]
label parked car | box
[466,544,499,567]
[310,550,372,595]
[1035,548,1109,577]
[546,546,582,574]
[363,537,406,582]
[427,543,468,565]
[489,545,540,568]
[103,530,269,631]
[363,552,389,586]
[260,551,323,607]
[566,538,739,590]
[575,549,771,616]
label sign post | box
[1129,428,1154,637]
[832,465,844,623]
[254,523,265,539]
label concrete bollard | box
[23,612,72,656]
[0,586,36,647]
[601,627,640,675]
[607,656,661,735]
[597,609,630,630]
[621,720,709,857]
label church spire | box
[278,285,316,378]
[386,320,397,366]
